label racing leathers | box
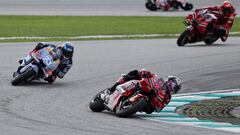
[186,5,236,41]
[155,0,171,11]
[108,69,171,114]
[155,0,186,11]
[18,42,73,83]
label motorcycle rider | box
[155,0,171,11]
[155,0,185,11]
[16,42,74,83]
[107,69,182,114]
[186,1,236,42]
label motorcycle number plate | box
[43,56,52,66]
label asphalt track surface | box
[1,0,240,134]
[1,38,240,135]
[0,0,239,16]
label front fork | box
[186,25,201,43]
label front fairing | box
[31,47,60,78]
[104,90,123,111]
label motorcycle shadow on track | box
[182,43,234,47]
[10,80,69,88]
[89,110,140,119]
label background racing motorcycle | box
[12,47,60,85]
[177,12,223,46]
[145,0,193,11]
[89,75,167,117]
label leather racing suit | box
[186,5,236,41]
[108,69,171,114]
[18,43,73,83]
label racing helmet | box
[139,68,153,78]
[221,1,235,15]
[166,76,182,94]
[61,42,74,58]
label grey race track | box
[1,38,240,135]
[0,0,239,16]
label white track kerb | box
[0,32,240,40]
[138,89,240,133]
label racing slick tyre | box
[89,92,105,112]
[181,3,193,11]
[115,97,147,117]
[11,67,35,86]
[204,37,219,45]
[145,1,157,11]
[177,30,189,46]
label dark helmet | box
[61,42,74,58]
[139,68,153,78]
[221,1,235,15]
[166,76,182,94]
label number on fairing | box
[43,56,52,66]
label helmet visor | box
[62,48,73,58]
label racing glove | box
[35,42,47,50]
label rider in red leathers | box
[155,0,171,11]
[186,1,236,42]
[107,69,182,114]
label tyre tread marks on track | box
[138,89,240,133]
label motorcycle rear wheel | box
[11,67,35,86]
[115,97,147,117]
[89,92,105,112]
[204,37,219,45]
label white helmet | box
[166,76,182,94]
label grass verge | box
[0,15,239,42]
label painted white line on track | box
[173,95,220,100]
[0,32,239,40]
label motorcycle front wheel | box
[177,30,189,46]
[11,67,35,86]
[115,97,147,117]
[89,91,105,112]
[145,1,157,11]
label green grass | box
[0,15,239,41]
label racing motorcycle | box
[145,0,193,11]
[177,12,222,46]
[89,75,165,117]
[11,47,60,85]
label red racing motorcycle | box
[177,12,222,46]
[89,75,166,117]
[145,0,193,11]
